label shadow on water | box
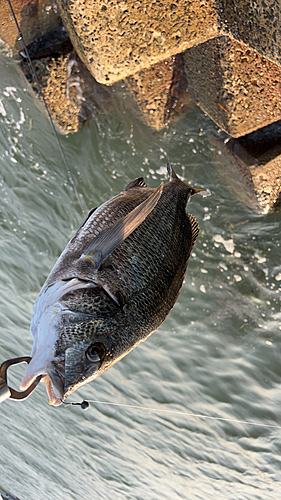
[0,45,281,499]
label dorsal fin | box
[125,177,148,190]
[187,212,200,250]
[70,207,97,242]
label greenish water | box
[0,44,281,500]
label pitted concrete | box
[0,0,59,50]
[56,0,219,85]
[55,0,281,85]
[21,51,112,133]
[1,0,281,138]
[219,0,281,68]
[210,126,281,214]
[125,54,191,129]
[184,36,281,137]
[1,0,281,218]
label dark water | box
[0,43,281,500]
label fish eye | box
[86,343,106,363]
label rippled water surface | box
[0,45,281,500]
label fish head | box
[61,334,113,400]
[20,313,121,406]
[20,278,129,406]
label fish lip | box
[45,366,66,406]
[20,363,66,407]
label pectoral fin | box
[80,182,163,270]
[187,212,200,251]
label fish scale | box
[20,165,202,405]
[98,185,190,302]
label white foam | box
[213,235,235,254]
[0,99,6,117]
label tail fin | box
[167,159,178,181]
[167,160,204,196]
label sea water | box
[0,44,281,500]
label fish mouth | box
[20,362,65,406]
[43,369,65,406]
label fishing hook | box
[61,399,90,410]
[0,356,42,403]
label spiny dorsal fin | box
[70,207,97,242]
[80,183,163,270]
[124,177,148,190]
[187,212,200,250]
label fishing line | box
[6,1,279,433]
[5,0,84,214]
[62,398,281,429]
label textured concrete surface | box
[56,0,219,85]
[125,54,191,129]
[210,126,281,214]
[219,0,281,68]
[21,51,112,133]
[55,0,281,85]
[1,0,281,150]
[0,0,59,50]
[184,36,281,137]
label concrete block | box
[21,51,112,133]
[219,0,281,67]
[54,0,281,85]
[55,0,219,85]
[210,125,281,214]
[3,0,280,139]
[0,0,60,50]
[184,36,281,138]
[125,54,191,129]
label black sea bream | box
[21,164,202,405]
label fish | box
[20,163,202,406]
